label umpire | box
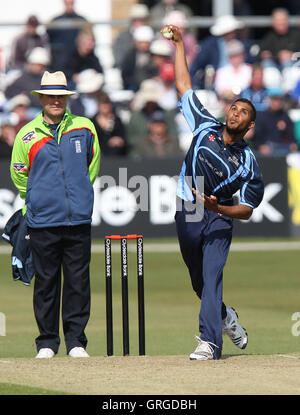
[10,71,100,358]
[161,25,264,360]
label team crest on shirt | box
[209,134,216,142]
[13,163,28,172]
[21,131,36,144]
[75,140,82,153]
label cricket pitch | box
[1,354,300,395]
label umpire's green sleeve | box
[88,121,100,184]
[10,128,29,201]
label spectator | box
[190,15,255,89]
[47,0,87,71]
[149,0,194,29]
[214,39,252,97]
[8,94,32,133]
[127,78,178,153]
[253,86,298,155]
[162,10,198,66]
[63,24,104,87]
[156,61,177,111]
[121,25,155,91]
[240,64,269,112]
[233,0,254,40]
[0,94,32,159]
[9,15,49,70]
[91,91,128,157]
[5,47,50,113]
[149,39,173,77]
[135,109,182,158]
[68,68,104,118]
[113,4,150,68]
[259,8,300,71]
[0,114,18,158]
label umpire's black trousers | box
[28,224,91,354]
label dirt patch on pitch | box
[1,354,300,395]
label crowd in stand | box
[1,0,300,159]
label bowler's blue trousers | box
[175,201,233,359]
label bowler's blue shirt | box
[177,89,264,208]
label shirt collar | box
[40,109,70,129]
[219,126,248,150]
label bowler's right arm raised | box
[161,25,192,99]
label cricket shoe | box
[223,306,248,349]
[189,336,217,360]
[68,347,90,358]
[35,348,55,359]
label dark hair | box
[251,63,263,73]
[233,98,256,122]
[96,91,111,104]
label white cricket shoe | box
[35,348,55,359]
[223,306,248,349]
[68,347,90,358]
[189,336,217,360]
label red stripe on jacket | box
[28,127,95,169]
[28,136,53,168]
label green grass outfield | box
[0,236,299,360]
[0,382,71,395]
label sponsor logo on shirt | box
[228,155,240,168]
[198,154,224,178]
[13,163,28,172]
[21,131,35,144]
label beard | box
[226,124,248,136]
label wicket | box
[105,234,145,356]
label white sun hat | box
[132,79,163,110]
[133,25,154,42]
[163,10,187,28]
[10,93,31,109]
[210,15,244,37]
[31,71,76,96]
[76,69,104,94]
[150,39,173,56]
[129,4,149,20]
[27,47,50,66]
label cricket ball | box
[161,27,174,40]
